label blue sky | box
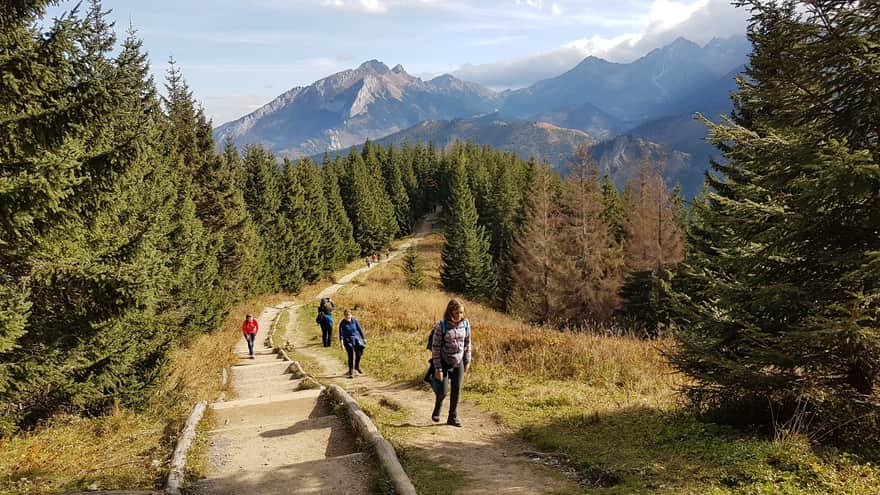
[43,0,748,125]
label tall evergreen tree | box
[218,137,273,296]
[670,0,880,426]
[383,144,413,235]
[440,155,497,300]
[508,165,563,324]
[1,7,181,430]
[601,174,626,244]
[242,145,288,291]
[619,153,685,330]
[322,162,359,268]
[344,146,397,254]
[556,146,625,323]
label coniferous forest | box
[2,0,879,455]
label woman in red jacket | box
[242,314,259,358]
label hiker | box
[242,314,259,358]
[338,309,366,378]
[430,298,471,427]
[317,298,335,347]
[365,256,371,268]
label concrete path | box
[194,305,371,495]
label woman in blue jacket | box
[338,309,366,378]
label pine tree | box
[322,163,359,268]
[218,137,273,296]
[242,145,287,291]
[160,60,223,332]
[670,0,880,427]
[508,165,563,324]
[0,8,183,429]
[383,144,413,235]
[344,146,398,255]
[619,153,685,331]
[601,174,626,244]
[440,155,497,300]
[402,250,425,289]
[556,145,625,323]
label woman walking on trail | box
[242,314,259,359]
[339,309,366,378]
[430,299,471,427]
[317,297,335,347]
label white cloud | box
[551,3,562,16]
[451,0,747,88]
[314,0,442,13]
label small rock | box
[87,481,100,491]
[151,459,161,468]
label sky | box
[42,0,748,126]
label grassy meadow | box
[325,233,880,494]
[0,294,291,494]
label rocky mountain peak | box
[391,64,406,74]
[358,59,390,73]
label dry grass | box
[327,234,880,494]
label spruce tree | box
[218,137,274,296]
[383,144,413,235]
[344,146,397,255]
[508,165,563,324]
[556,145,625,323]
[670,0,880,426]
[402,250,425,289]
[242,145,288,291]
[322,163,359,268]
[1,9,182,429]
[440,155,497,300]
[601,174,626,244]
[619,153,685,331]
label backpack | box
[425,320,446,350]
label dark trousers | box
[433,361,464,420]
[244,333,256,356]
[344,343,363,373]
[320,324,333,347]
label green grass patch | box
[393,443,473,495]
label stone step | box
[194,452,370,495]
[232,372,297,386]
[211,389,324,428]
[231,360,290,372]
[233,380,305,400]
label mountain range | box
[214,36,751,196]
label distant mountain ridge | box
[213,36,750,196]
[214,60,500,157]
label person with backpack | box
[317,297,335,347]
[242,314,259,359]
[429,298,471,427]
[338,309,366,378]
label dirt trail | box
[287,225,577,494]
[194,304,371,495]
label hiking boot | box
[447,417,462,427]
[431,414,440,422]
[347,371,354,379]
[355,367,363,374]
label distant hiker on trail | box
[339,309,366,379]
[429,299,471,427]
[242,314,259,359]
[365,256,371,268]
[317,297,335,347]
